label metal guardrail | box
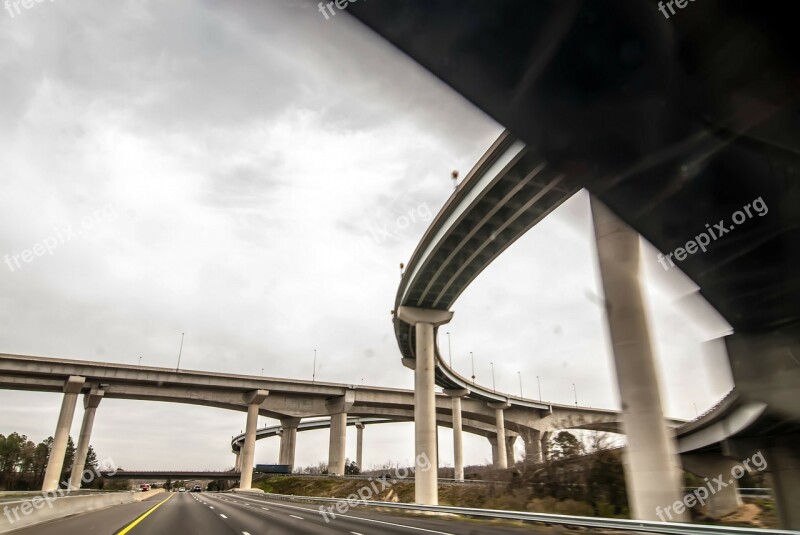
[258,492,800,535]
[259,472,499,485]
[738,488,773,498]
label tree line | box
[0,432,107,491]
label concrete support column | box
[238,389,269,491]
[521,429,542,464]
[278,417,300,470]
[681,454,742,518]
[355,421,365,470]
[541,430,552,462]
[591,196,686,522]
[324,392,354,476]
[328,412,347,475]
[765,437,800,529]
[397,305,453,505]
[488,403,510,470]
[42,376,85,492]
[233,451,241,472]
[489,437,499,468]
[506,435,517,468]
[68,388,104,490]
[444,389,468,481]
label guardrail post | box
[591,196,686,521]
[42,376,85,492]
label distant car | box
[139,484,150,492]
[178,487,186,492]
[192,485,202,493]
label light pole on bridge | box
[490,362,496,392]
[446,331,452,367]
[176,332,184,372]
[469,352,475,383]
[517,371,523,397]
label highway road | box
[12,491,557,534]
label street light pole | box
[175,332,184,372]
[446,332,452,367]
[537,375,542,402]
[312,349,317,383]
[572,383,578,406]
[517,371,523,397]
[490,362,496,392]
[470,352,475,383]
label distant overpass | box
[99,471,241,481]
[0,353,633,491]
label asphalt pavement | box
[10,491,559,534]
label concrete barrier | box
[0,489,162,533]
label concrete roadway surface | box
[9,491,574,534]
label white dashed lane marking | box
[220,514,228,519]
[290,515,304,520]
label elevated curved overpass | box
[394,131,577,406]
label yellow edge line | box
[117,493,174,535]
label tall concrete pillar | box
[68,388,104,490]
[444,389,468,481]
[506,435,517,468]
[591,196,687,521]
[328,412,347,475]
[278,417,300,470]
[541,430,552,462]
[681,454,742,518]
[489,403,510,470]
[765,437,800,529]
[324,392,354,476]
[237,389,269,491]
[397,306,453,505]
[521,429,542,464]
[233,450,241,472]
[355,421,365,470]
[489,436,499,468]
[42,376,85,492]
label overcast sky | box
[0,0,734,472]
